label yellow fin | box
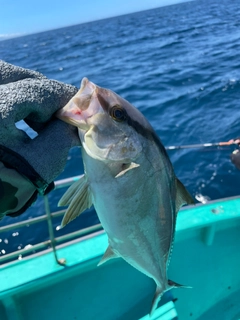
[176,178,195,213]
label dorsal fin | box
[175,178,195,213]
[166,179,195,267]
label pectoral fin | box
[175,178,195,213]
[97,246,119,266]
[115,162,140,178]
[59,175,92,227]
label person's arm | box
[0,60,80,219]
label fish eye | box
[110,105,127,122]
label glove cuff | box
[0,145,54,196]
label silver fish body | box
[56,78,194,315]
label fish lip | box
[79,77,89,94]
[56,113,89,130]
[79,77,96,96]
[56,77,97,129]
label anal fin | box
[97,246,119,266]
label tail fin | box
[168,279,192,289]
[150,287,163,316]
[150,281,191,317]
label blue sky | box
[1,0,188,39]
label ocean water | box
[0,0,240,258]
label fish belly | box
[83,150,172,288]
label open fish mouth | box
[56,77,97,129]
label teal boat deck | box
[0,178,240,320]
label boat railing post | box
[2,296,20,320]
[44,195,66,266]
[202,224,216,246]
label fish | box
[56,77,194,315]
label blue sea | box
[0,0,240,259]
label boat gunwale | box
[1,192,240,265]
[1,174,240,275]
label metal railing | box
[0,175,103,265]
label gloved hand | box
[0,60,80,220]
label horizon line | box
[0,0,192,42]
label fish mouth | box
[79,77,96,95]
[56,77,97,129]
